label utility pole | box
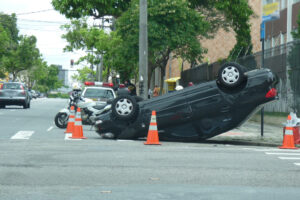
[261,22,265,137]
[139,0,148,99]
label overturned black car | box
[94,62,278,141]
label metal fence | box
[181,40,300,116]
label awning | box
[164,77,180,83]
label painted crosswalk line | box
[11,131,34,139]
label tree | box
[61,18,131,81]
[33,63,63,94]
[116,0,210,90]
[53,0,254,89]
[52,0,131,19]
[52,0,253,61]
[0,13,19,78]
[72,66,96,83]
[2,35,40,81]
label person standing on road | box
[148,88,153,99]
[153,85,160,97]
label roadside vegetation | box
[52,0,254,91]
[0,13,63,95]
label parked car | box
[0,82,31,109]
[94,62,278,141]
[29,90,38,99]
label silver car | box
[0,82,31,109]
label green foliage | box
[72,66,96,83]
[0,13,18,43]
[54,0,254,85]
[52,0,131,18]
[47,92,70,98]
[33,64,63,94]
[116,0,210,86]
[2,35,40,80]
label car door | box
[143,91,192,128]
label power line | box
[16,9,54,16]
[18,18,67,25]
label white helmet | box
[175,85,183,91]
[72,83,81,91]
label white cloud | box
[0,0,84,69]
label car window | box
[2,83,22,90]
[84,88,114,99]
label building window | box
[281,0,286,9]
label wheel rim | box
[221,66,240,84]
[115,98,133,116]
[58,114,68,125]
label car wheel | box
[23,102,28,109]
[54,112,68,129]
[111,95,139,121]
[0,105,5,109]
[218,62,246,88]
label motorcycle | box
[54,90,110,128]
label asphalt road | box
[0,98,300,200]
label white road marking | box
[278,157,300,160]
[11,131,34,140]
[64,133,72,140]
[47,126,54,132]
[243,148,300,152]
[64,133,82,140]
[265,152,300,156]
[294,163,300,166]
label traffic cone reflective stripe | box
[65,106,75,133]
[70,108,87,139]
[279,115,298,149]
[144,111,160,145]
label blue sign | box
[260,22,265,40]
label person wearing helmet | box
[124,80,137,96]
[71,83,82,98]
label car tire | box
[111,95,139,121]
[54,112,68,129]
[0,105,5,109]
[23,102,28,109]
[217,62,246,88]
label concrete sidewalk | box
[209,120,300,147]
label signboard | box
[261,1,280,40]
[262,2,280,22]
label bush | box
[47,93,69,99]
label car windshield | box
[2,83,22,90]
[84,88,114,99]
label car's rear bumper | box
[0,97,26,105]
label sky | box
[0,0,85,70]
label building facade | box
[164,0,300,80]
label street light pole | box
[139,0,148,99]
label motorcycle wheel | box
[54,112,68,129]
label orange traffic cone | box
[65,106,75,133]
[279,115,298,149]
[144,110,160,145]
[70,108,87,139]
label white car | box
[81,82,116,104]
